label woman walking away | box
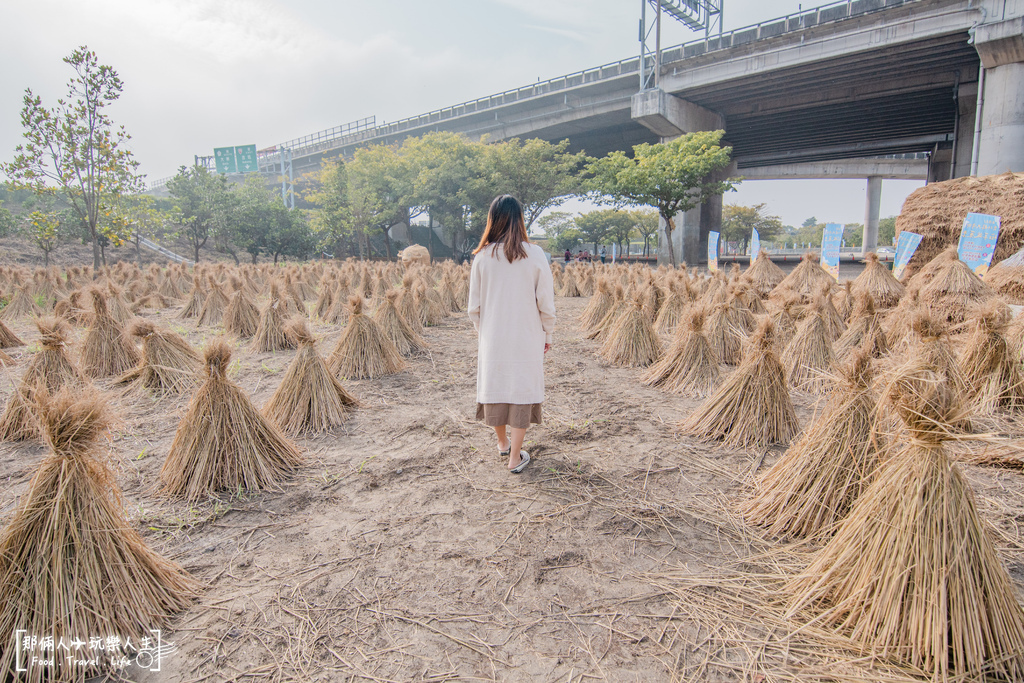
[469,195,556,474]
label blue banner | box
[708,231,720,272]
[957,212,1001,276]
[893,231,923,280]
[820,223,843,281]
[750,228,760,261]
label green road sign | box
[214,146,237,174]
[235,145,258,173]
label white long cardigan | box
[468,242,556,405]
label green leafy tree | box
[0,201,15,238]
[630,208,659,256]
[587,130,735,266]
[471,137,586,232]
[167,165,232,263]
[107,194,168,267]
[1,46,143,271]
[577,208,635,255]
[879,216,897,246]
[347,144,412,260]
[22,210,63,267]
[844,223,864,248]
[538,211,582,254]
[793,222,824,249]
[721,203,784,252]
[802,216,818,229]
[304,159,352,257]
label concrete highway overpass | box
[153,0,1024,264]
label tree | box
[630,208,659,256]
[576,208,635,255]
[574,211,611,254]
[167,165,232,263]
[587,130,735,266]
[21,210,62,267]
[802,216,818,229]
[304,159,352,257]
[538,211,582,254]
[0,201,15,238]
[1,46,143,271]
[472,137,586,231]
[844,223,864,248]
[879,216,897,246]
[108,194,168,268]
[347,144,412,260]
[720,203,784,252]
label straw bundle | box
[105,283,134,323]
[328,296,404,379]
[746,250,785,297]
[641,306,719,397]
[251,284,295,353]
[196,276,228,326]
[744,349,882,538]
[160,340,303,501]
[263,319,359,435]
[373,289,426,356]
[177,275,205,319]
[768,298,799,351]
[415,282,447,327]
[918,247,994,324]
[0,389,196,682]
[80,289,140,378]
[561,268,582,297]
[223,286,259,338]
[598,293,663,368]
[117,320,201,395]
[783,305,836,393]
[959,302,1024,413]
[0,285,42,320]
[786,361,1024,680]
[323,281,351,325]
[833,280,854,321]
[653,280,689,334]
[833,293,889,360]
[771,252,835,302]
[0,319,24,348]
[705,301,744,365]
[682,319,799,449]
[158,271,182,299]
[982,258,1024,304]
[313,281,334,319]
[580,277,614,332]
[814,287,846,341]
[851,252,904,309]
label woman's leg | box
[507,427,527,470]
[493,425,509,451]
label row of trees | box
[1,46,738,268]
[538,209,659,256]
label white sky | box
[0,0,923,227]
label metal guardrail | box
[136,235,193,265]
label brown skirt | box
[476,403,542,429]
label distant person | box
[564,248,571,264]
[468,195,555,474]
[600,246,607,264]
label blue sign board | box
[750,228,760,261]
[893,231,923,280]
[957,212,1001,276]
[708,231,720,272]
[820,223,843,281]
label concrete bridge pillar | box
[632,89,725,267]
[862,176,882,255]
[973,18,1024,174]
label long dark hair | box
[473,195,529,262]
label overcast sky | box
[0,0,923,229]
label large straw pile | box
[264,319,359,434]
[894,171,1024,273]
[160,339,303,501]
[0,389,196,682]
[786,361,1024,680]
[682,319,799,450]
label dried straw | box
[177,275,205,319]
[783,305,836,393]
[705,301,744,365]
[682,318,799,449]
[117,320,201,395]
[0,389,197,682]
[196,276,228,326]
[224,283,259,338]
[160,339,303,501]
[958,301,1024,413]
[328,295,404,379]
[834,292,889,360]
[641,306,719,397]
[918,246,994,324]
[251,284,296,353]
[80,288,140,378]
[786,360,1024,680]
[0,319,24,349]
[598,293,663,368]
[852,252,904,309]
[263,319,359,435]
[746,250,785,297]
[580,277,614,332]
[0,285,42,320]
[744,349,882,538]
[373,289,426,356]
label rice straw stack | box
[851,252,905,309]
[580,277,614,332]
[0,319,24,349]
[80,288,139,378]
[783,304,836,393]
[178,275,205,319]
[918,246,994,324]
[223,281,259,338]
[746,250,785,297]
[654,280,689,334]
[682,319,799,449]
[834,293,889,360]
[251,284,295,353]
[0,389,196,682]
[641,306,719,396]
[598,293,663,367]
[373,289,426,356]
[744,349,882,538]
[160,339,303,501]
[958,301,1024,413]
[329,295,404,379]
[561,268,582,297]
[263,319,359,435]
[0,285,42,320]
[705,300,744,365]
[585,285,626,341]
[982,259,1024,304]
[117,320,201,395]
[786,360,1024,680]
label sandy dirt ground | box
[1,291,1022,682]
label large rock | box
[400,244,430,267]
